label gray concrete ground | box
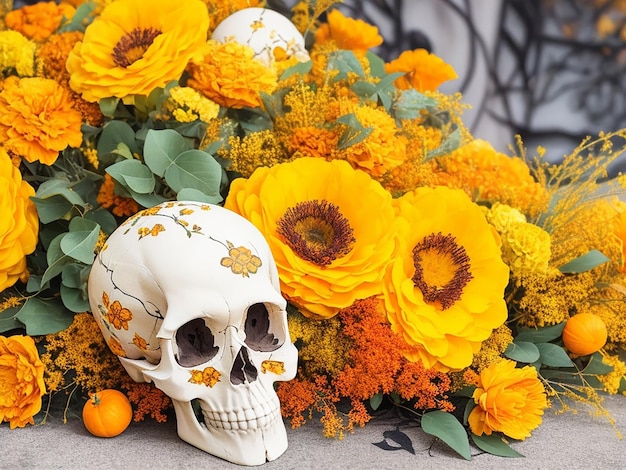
[1,394,625,469]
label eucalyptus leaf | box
[42,234,73,286]
[426,128,462,160]
[0,306,22,333]
[59,225,100,265]
[61,263,91,289]
[536,342,575,368]
[366,50,386,77]
[176,188,223,205]
[31,196,75,224]
[327,50,364,80]
[470,433,524,458]
[106,159,156,194]
[369,393,383,411]
[462,399,475,426]
[98,120,139,156]
[99,97,121,117]
[336,113,373,149]
[126,189,168,209]
[559,249,610,274]
[394,89,437,120]
[164,149,223,194]
[60,284,91,313]
[421,411,472,461]
[85,207,118,235]
[16,297,74,335]
[582,352,614,375]
[504,340,541,363]
[351,81,378,98]
[280,60,312,80]
[144,128,193,177]
[514,322,566,343]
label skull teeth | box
[199,398,280,431]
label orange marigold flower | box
[288,126,339,159]
[385,48,458,92]
[37,30,84,83]
[97,174,140,217]
[66,0,209,102]
[0,76,83,165]
[0,335,47,429]
[5,1,75,42]
[187,40,277,109]
[315,9,382,54]
[0,149,38,291]
[468,359,548,440]
[431,139,550,218]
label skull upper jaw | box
[170,399,289,466]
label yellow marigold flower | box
[5,1,75,42]
[66,0,209,102]
[0,76,83,165]
[0,30,36,76]
[385,49,458,92]
[334,100,407,178]
[0,150,38,291]
[484,203,551,281]
[383,186,509,371]
[225,157,401,319]
[166,86,220,123]
[0,335,46,429]
[468,359,548,440]
[187,40,277,109]
[315,9,382,54]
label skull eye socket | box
[175,318,220,367]
[244,303,285,352]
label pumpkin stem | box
[91,392,101,406]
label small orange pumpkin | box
[82,389,133,438]
[562,313,608,356]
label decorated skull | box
[87,201,298,466]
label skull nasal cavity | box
[175,318,219,367]
[244,303,283,352]
[230,347,258,385]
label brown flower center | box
[112,27,162,68]
[411,232,473,310]
[277,200,355,267]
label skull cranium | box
[88,201,297,465]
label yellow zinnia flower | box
[0,151,39,292]
[468,359,547,440]
[0,335,47,429]
[224,157,401,319]
[66,0,209,102]
[383,186,509,371]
